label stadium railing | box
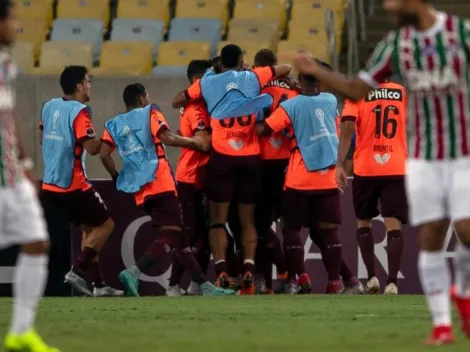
[345,0,367,75]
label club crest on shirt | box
[226,83,238,91]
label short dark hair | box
[220,44,243,69]
[300,59,331,83]
[60,66,88,95]
[0,0,12,21]
[254,49,277,67]
[211,56,222,74]
[187,59,212,81]
[123,83,146,107]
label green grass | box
[0,296,468,351]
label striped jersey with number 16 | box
[359,12,470,161]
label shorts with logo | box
[352,174,408,224]
[41,187,110,228]
[0,180,49,249]
[406,158,470,226]
[143,191,182,228]
[282,187,342,230]
[206,150,262,204]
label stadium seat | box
[157,41,211,67]
[276,41,330,71]
[117,0,170,28]
[11,42,34,74]
[233,0,287,31]
[57,0,110,26]
[175,0,229,29]
[168,18,222,56]
[97,41,153,75]
[288,24,341,53]
[227,19,280,46]
[16,20,47,59]
[17,0,53,29]
[291,0,346,30]
[110,19,165,58]
[217,40,273,66]
[50,19,104,60]
[31,42,93,75]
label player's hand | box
[193,135,211,152]
[293,54,317,74]
[336,166,348,194]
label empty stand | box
[97,41,153,75]
[157,41,211,67]
[175,0,229,28]
[277,41,330,70]
[233,0,287,31]
[217,40,273,66]
[288,24,341,53]
[291,0,346,30]
[57,0,110,26]
[168,18,222,56]
[16,19,47,59]
[117,0,170,28]
[11,42,34,74]
[50,19,104,60]
[17,0,53,29]
[227,19,280,47]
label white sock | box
[10,253,48,335]
[418,251,452,327]
[454,243,470,298]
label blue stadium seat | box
[168,18,222,56]
[50,19,104,60]
[110,19,165,58]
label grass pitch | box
[0,295,468,351]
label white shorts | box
[406,158,470,226]
[0,180,48,249]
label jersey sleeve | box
[100,128,116,150]
[265,106,292,133]
[73,108,96,142]
[252,66,276,87]
[184,79,202,101]
[150,107,170,138]
[341,99,360,122]
[358,32,396,88]
[188,104,210,134]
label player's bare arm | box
[172,91,190,108]
[272,64,293,78]
[293,55,372,101]
[99,142,118,179]
[337,121,355,169]
[158,129,209,152]
[81,138,102,156]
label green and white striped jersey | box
[359,12,470,160]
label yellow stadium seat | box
[16,20,47,59]
[291,1,346,29]
[57,0,110,25]
[175,0,229,27]
[117,0,170,27]
[277,41,330,70]
[217,41,272,66]
[157,41,211,67]
[228,19,280,46]
[288,24,341,53]
[17,0,53,29]
[233,0,287,30]
[11,42,34,73]
[99,41,153,75]
[34,42,93,74]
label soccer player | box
[167,59,213,296]
[340,76,408,295]
[1,2,59,351]
[293,0,470,343]
[256,64,343,294]
[100,83,234,297]
[40,65,119,297]
[172,44,291,294]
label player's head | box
[299,60,332,93]
[383,0,429,28]
[0,1,19,46]
[253,49,277,67]
[211,56,222,74]
[60,66,91,103]
[187,59,212,83]
[220,44,244,71]
[123,83,149,109]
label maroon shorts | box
[206,150,262,204]
[352,175,408,224]
[41,188,110,228]
[143,191,183,228]
[177,182,207,230]
[282,187,342,230]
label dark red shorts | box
[177,182,207,230]
[41,188,110,228]
[206,150,262,204]
[143,191,183,228]
[352,175,408,224]
[282,187,342,230]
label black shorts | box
[177,182,207,230]
[41,188,110,228]
[282,187,342,230]
[143,191,183,228]
[352,175,408,224]
[206,150,262,204]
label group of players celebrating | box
[2,0,470,351]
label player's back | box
[353,82,407,177]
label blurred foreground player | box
[1,1,59,351]
[100,84,234,297]
[294,0,470,343]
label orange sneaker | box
[265,288,274,295]
[240,271,255,295]
[277,272,288,280]
[216,272,230,289]
[425,326,454,346]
